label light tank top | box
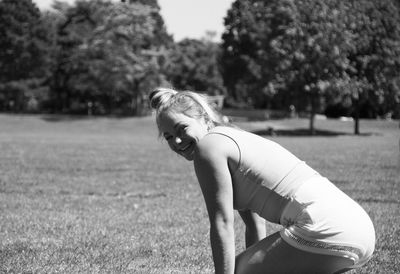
[207,126,320,224]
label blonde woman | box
[149,87,375,274]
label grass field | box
[0,114,399,273]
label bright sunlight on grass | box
[0,114,398,273]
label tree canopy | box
[221,0,400,133]
[48,0,172,114]
[0,0,50,111]
[166,38,226,95]
[0,0,49,81]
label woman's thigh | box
[235,232,354,274]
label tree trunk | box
[309,94,316,135]
[309,110,315,135]
[354,101,360,135]
[354,116,360,135]
[353,94,360,135]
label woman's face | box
[158,111,209,161]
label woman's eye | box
[178,126,187,135]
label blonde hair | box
[149,87,228,130]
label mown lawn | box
[0,114,398,273]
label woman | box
[149,87,375,274]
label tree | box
[221,0,351,134]
[340,0,400,133]
[0,0,50,111]
[277,0,353,134]
[166,38,226,95]
[221,0,288,105]
[126,0,173,47]
[222,0,400,134]
[48,0,172,114]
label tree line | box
[1,0,399,133]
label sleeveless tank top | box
[207,126,320,224]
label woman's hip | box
[280,176,375,268]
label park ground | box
[0,114,399,273]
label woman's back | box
[206,126,319,223]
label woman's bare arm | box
[194,135,236,274]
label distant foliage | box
[221,0,400,133]
[221,0,352,132]
[0,0,399,121]
[0,0,50,112]
[47,0,172,115]
[166,38,226,95]
[0,0,48,81]
[323,0,400,132]
[334,0,400,119]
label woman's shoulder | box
[210,125,241,134]
[194,127,240,163]
[196,129,231,154]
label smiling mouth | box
[179,143,192,152]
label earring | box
[207,121,213,131]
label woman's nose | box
[174,136,182,144]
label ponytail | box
[149,87,177,110]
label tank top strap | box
[206,129,242,172]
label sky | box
[33,0,234,41]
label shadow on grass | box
[331,180,351,186]
[356,197,400,204]
[251,128,376,137]
[40,114,135,122]
[40,114,93,122]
